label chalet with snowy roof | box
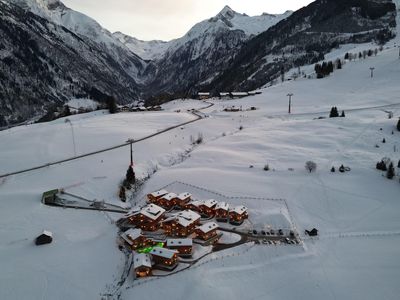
[199,199,218,217]
[215,202,230,222]
[147,190,169,203]
[161,210,201,237]
[185,200,203,212]
[166,238,193,257]
[229,205,248,225]
[196,222,219,241]
[198,92,211,100]
[219,92,230,98]
[127,204,166,231]
[176,192,192,208]
[120,229,150,250]
[150,247,178,270]
[231,92,249,98]
[133,253,152,278]
[156,193,177,210]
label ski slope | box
[1,38,400,300]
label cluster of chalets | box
[119,190,249,278]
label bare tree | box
[305,161,317,173]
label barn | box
[166,238,193,257]
[133,253,152,277]
[127,204,166,231]
[229,205,248,225]
[150,247,178,270]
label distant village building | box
[161,210,201,237]
[126,204,166,231]
[199,199,218,217]
[196,222,219,241]
[150,247,178,270]
[198,92,211,100]
[219,92,231,98]
[166,238,193,257]
[215,202,230,222]
[35,230,53,246]
[229,205,248,225]
[231,92,249,99]
[133,253,152,278]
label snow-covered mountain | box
[113,32,169,61]
[115,6,291,61]
[0,0,147,125]
[207,0,397,92]
[141,6,292,98]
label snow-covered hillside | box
[1,30,400,300]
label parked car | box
[253,230,258,235]
[261,230,266,236]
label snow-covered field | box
[1,38,400,299]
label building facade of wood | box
[196,222,219,241]
[126,204,166,231]
[150,247,178,270]
[133,253,152,277]
[229,205,249,225]
[166,238,193,257]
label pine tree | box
[339,165,345,173]
[387,162,395,179]
[119,186,126,202]
[330,107,339,118]
[107,96,117,114]
[397,119,400,132]
[331,166,336,173]
[341,111,345,117]
[397,160,400,168]
[126,166,136,185]
[344,53,349,60]
[382,138,386,144]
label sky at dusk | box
[62,0,314,41]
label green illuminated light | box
[137,242,164,253]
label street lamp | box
[65,118,77,156]
[370,67,375,78]
[287,93,294,114]
[126,138,135,166]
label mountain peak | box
[218,5,237,18]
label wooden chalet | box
[166,238,193,257]
[196,222,219,241]
[150,247,178,270]
[133,253,152,278]
[126,204,166,231]
[199,199,218,217]
[120,229,150,250]
[161,210,201,237]
[229,205,248,225]
[159,193,178,210]
[198,92,211,100]
[147,190,169,204]
[176,192,192,208]
[185,200,203,212]
[215,202,230,222]
[219,92,230,98]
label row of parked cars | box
[249,229,295,237]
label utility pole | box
[287,93,294,114]
[126,139,135,166]
[65,119,76,156]
[370,67,375,78]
